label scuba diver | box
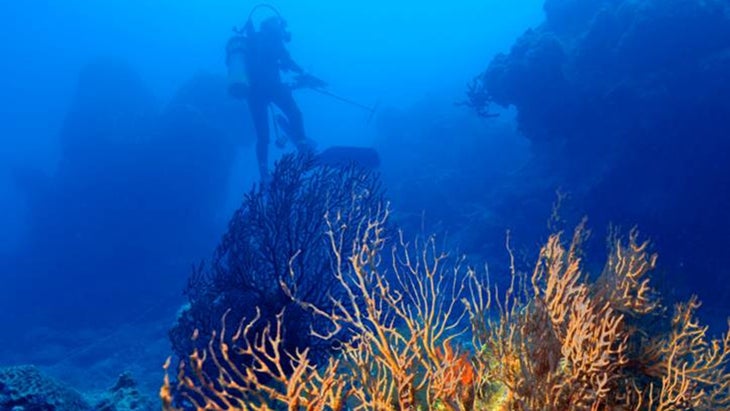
[226,6,325,184]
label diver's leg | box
[272,88,311,153]
[248,97,271,182]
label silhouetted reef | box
[466,0,730,317]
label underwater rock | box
[476,0,730,210]
[542,0,607,33]
[88,372,155,411]
[482,0,730,151]
[484,29,570,142]
[0,365,93,411]
[0,366,154,411]
[7,58,236,334]
[165,72,252,147]
[154,79,239,228]
[58,58,159,175]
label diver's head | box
[259,16,291,42]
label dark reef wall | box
[485,0,730,151]
[471,0,730,317]
[5,60,248,334]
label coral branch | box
[163,214,730,410]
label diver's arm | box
[280,47,304,73]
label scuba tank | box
[226,32,249,99]
[226,4,289,100]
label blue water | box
[1,0,728,402]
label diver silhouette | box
[226,7,324,184]
[226,5,380,183]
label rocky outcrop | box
[0,365,92,411]
[0,366,155,411]
[469,0,730,313]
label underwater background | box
[1,0,729,408]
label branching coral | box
[283,206,480,410]
[164,206,481,410]
[472,225,730,410]
[168,152,383,377]
[470,224,627,410]
[163,308,347,410]
[594,229,660,316]
[641,297,730,410]
[163,210,730,410]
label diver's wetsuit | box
[245,29,308,179]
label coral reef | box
[0,366,154,411]
[89,372,156,411]
[0,365,93,411]
[168,153,384,388]
[473,0,730,151]
[161,209,730,410]
[466,0,730,314]
[473,226,730,409]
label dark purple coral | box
[168,153,384,391]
